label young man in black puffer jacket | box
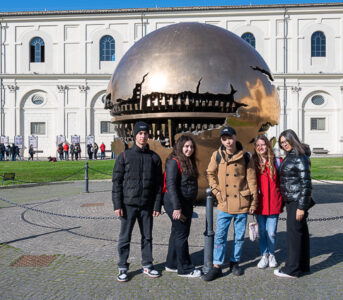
[112,121,162,282]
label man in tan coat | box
[203,126,258,281]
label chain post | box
[203,188,215,274]
[84,161,89,193]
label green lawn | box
[0,157,341,186]
[311,157,343,181]
[0,160,115,186]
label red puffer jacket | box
[255,158,283,215]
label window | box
[31,95,44,105]
[30,37,45,63]
[311,31,326,57]
[100,121,115,133]
[31,122,46,135]
[311,118,325,130]
[241,32,256,48]
[311,95,324,106]
[100,35,115,61]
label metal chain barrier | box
[279,216,343,222]
[87,166,113,177]
[0,196,118,220]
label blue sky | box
[1,0,342,12]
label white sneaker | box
[257,255,269,269]
[274,269,297,279]
[142,267,161,278]
[165,266,177,273]
[268,254,278,268]
[178,269,202,278]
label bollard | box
[84,161,89,193]
[203,187,214,274]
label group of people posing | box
[112,121,313,282]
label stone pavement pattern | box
[0,181,342,299]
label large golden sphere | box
[106,22,280,198]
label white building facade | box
[1,3,343,157]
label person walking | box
[93,142,99,160]
[63,142,69,160]
[87,143,93,160]
[100,142,106,159]
[75,143,81,160]
[57,143,63,161]
[28,144,35,161]
[163,134,201,278]
[70,143,75,161]
[253,135,283,269]
[112,121,162,282]
[15,145,21,161]
[0,143,5,161]
[203,126,258,281]
[11,144,16,161]
[274,129,313,279]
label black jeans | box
[281,201,310,277]
[117,205,154,270]
[164,198,194,275]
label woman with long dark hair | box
[163,134,201,278]
[253,135,283,269]
[274,129,313,278]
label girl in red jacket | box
[253,135,283,269]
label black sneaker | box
[230,261,243,276]
[202,267,222,281]
[117,270,128,282]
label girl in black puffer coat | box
[274,129,313,279]
[163,134,201,278]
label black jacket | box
[163,158,198,211]
[112,143,162,212]
[279,148,312,210]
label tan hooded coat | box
[206,143,258,214]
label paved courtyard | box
[0,180,342,299]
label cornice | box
[1,3,343,19]
[273,73,343,80]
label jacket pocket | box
[239,189,251,209]
[216,192,225,203]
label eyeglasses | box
[280,140,289,146]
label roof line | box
[1,3,343,17]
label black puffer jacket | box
[163,158,198,210]
[112,143,162,212]
[279,148,312,210]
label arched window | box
[30,37,45,63]
[311,31,326,57]
[241,32,256,48]
[100,35,115,61]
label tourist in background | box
[28,144,35,161]
[70,143,75,161]
[100,142,106,159]
[57,143,63,160]
[274,129,313,278]
[63,142,69,160]
[253,135,283,269]
[93,142,99,160]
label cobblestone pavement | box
[0,180,342,299]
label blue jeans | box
[213,210,248,265]
[256,214,279,256]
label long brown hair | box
[278,129,309,157]
[166,134,198,178]
[253,135,276,178]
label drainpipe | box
[283,8,288,131]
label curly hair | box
[166,134,198,178]
[253,135,276,178]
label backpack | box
[162,158,181,194]
[215,150,251,169]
